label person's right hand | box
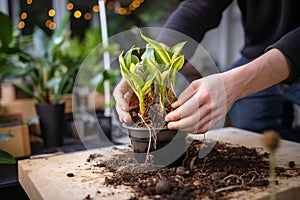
[113,78,138,123]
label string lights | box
[18,0,145,30]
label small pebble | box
[256,179,269,187]
[176,166,186,176]
[289,161,295,168]
[66,172,75,177]
[155,180,171,194]
[210,172,226,181]
[193,180,200,187]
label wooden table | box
[18,127,300,200]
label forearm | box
[222,48,290,104]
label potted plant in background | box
[64,26,120,141]
[0,12,33,101]
[1,13,79,148]
[119,31,188,166]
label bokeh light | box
[49,22,56,30]
[48,9,55,17]
[66,3,74,11]
[20,12,27,20]
[74,10,82,18]
[18,21,25,29]
[27,0,33,5]
[84,12,92,20]
[45,20,52,27]
[93,5,99,12]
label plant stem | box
[139,95,145,117]
[159,85,165,108]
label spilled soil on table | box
[87,140,299,200]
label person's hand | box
[113,78,138,123]
[165,74,231,134]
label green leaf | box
[142,69,156,94]
[161,70,170,82]
[169,41,186,61]
[131,73,144,90]
[0,12,13,48]
[0,133,14,143]
[13,83,41,102]
[145,58,156,71]
[124,46,140,67]
[0,150,16,164]
[51,13,71,42]
[0,64,32,77]
[48,13,71,56]
[33,27,47,58]
[171,55,185,72]
[46,77,61,89]
[129,63,137,73]
[141,44,155,63]
[140,31,171,66]
[57,64,78,96]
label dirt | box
[129,88,174,128]
[86,140,298,200]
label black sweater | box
[162,0,300,83]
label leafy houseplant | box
[119,31,187,166]
[66,26,121,141]
[1,13,78,148]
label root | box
[215,174,244,193]
[216,171,260,193]
[138,113,157,164]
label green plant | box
[0,12,32,76]
[140,32,186,109]
[1,13,78,104]
[64,26,121,97]
[0,133,16,164]
[119,31,186,125]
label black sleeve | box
[158,0,233,45]
[266,26,300,84]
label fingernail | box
[165,114,170,122]
[167,122,173,130]
[171,102,178,108]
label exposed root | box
[216,171,260,193]
[215,174,245,193]
[138,113,157,164]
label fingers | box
[166,94,202,122]
[113,79,129,111]
[113,79,133,123]
[166,75,227,134]
[171,80,200,108]
[167,103,212,134]
[115,102,132,123]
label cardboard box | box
[0,124,31,158]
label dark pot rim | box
[35,101,65,106]
[122,123,169,131]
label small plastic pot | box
[122,124,188,167]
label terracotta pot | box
[123,124,187,167]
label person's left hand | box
[165,74,231,134]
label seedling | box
[119,31,186,127]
